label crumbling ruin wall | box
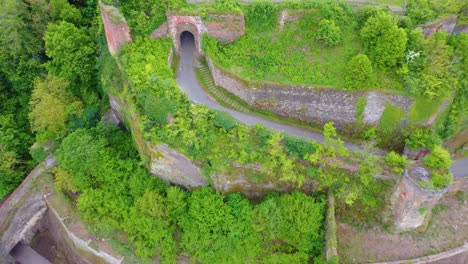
[100,3,131,55]
[206,57,413,131]
[0,156,56,263]
[108,95,209,190]
[391,169,447,231]
[418,15,458,37]
[204,13,245,42]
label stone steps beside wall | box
[198,65,249,113]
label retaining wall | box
[206,57,413,131]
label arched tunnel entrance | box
[179,31,196,56]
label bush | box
[431,172,453,189]
[30,145,47,163]
[384,151,408,174]
[405,128,440,150]
[423,146,452,170]
[213,110,239,130]
[360,11,407,68]
[345,54,374,89]
[315,19,341,46]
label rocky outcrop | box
[0,155,57,263]
[108,95,209,190]
[206,57,413,131]
[150,144,208,189]
[100,3,132,55]
[418,15,458,37]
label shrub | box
[30,145,47,163]
[423,146,452,170]
[405,128,441,150]
[360,12,407,68]
[432,204,449,215]
[213,110,239,130]
[346,54,374,89]
[315,19,341,46]
[431,172,453,189]
[384,151,408,174]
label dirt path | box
[337,195,468,263]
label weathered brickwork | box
[204,14,245,42]
[166,13,245,55]
[100,3,132,55]
[391,167,447,231]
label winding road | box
[175,32,468,178]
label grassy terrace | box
[203,2,405,94]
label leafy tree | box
[423,146,452,170]
[360,12,407,68]
[430,0,466,16]
[50,0,83,25]
[384,151,408,174]
[44,21,96,93]
[405,128,441,150]
[345,54,374,89]
[255,191,325,257]
[406,0,435,24]
[29,75,83,139]
[306,122,349,168]
[262,132,302,185]
[420,32,453,98]
[315,19,341,46]
[0,144,21,198]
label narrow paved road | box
[176,32,361,152]
[175,32,467,177]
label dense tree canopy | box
[360,12,407,68]
[29,76,83,139]
[44,21,96,93]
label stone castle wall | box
[100,3,131,55]
[391,170,447,231]
[206,57,413,131]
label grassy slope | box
[208,8,404,93]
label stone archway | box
[167,15,207,56]
[175,22,201,55]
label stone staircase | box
[197,65,249,113]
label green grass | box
[356,97,367,125]
[205,4,404,93]
[378,103,405,134]
[408,97,443,125]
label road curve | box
[176,32,361,152]
[175,33,468,178]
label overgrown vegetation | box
[55,123,327,262]
[0,0,103,199]
[115,37,380,203]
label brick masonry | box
[100,3,132,55]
